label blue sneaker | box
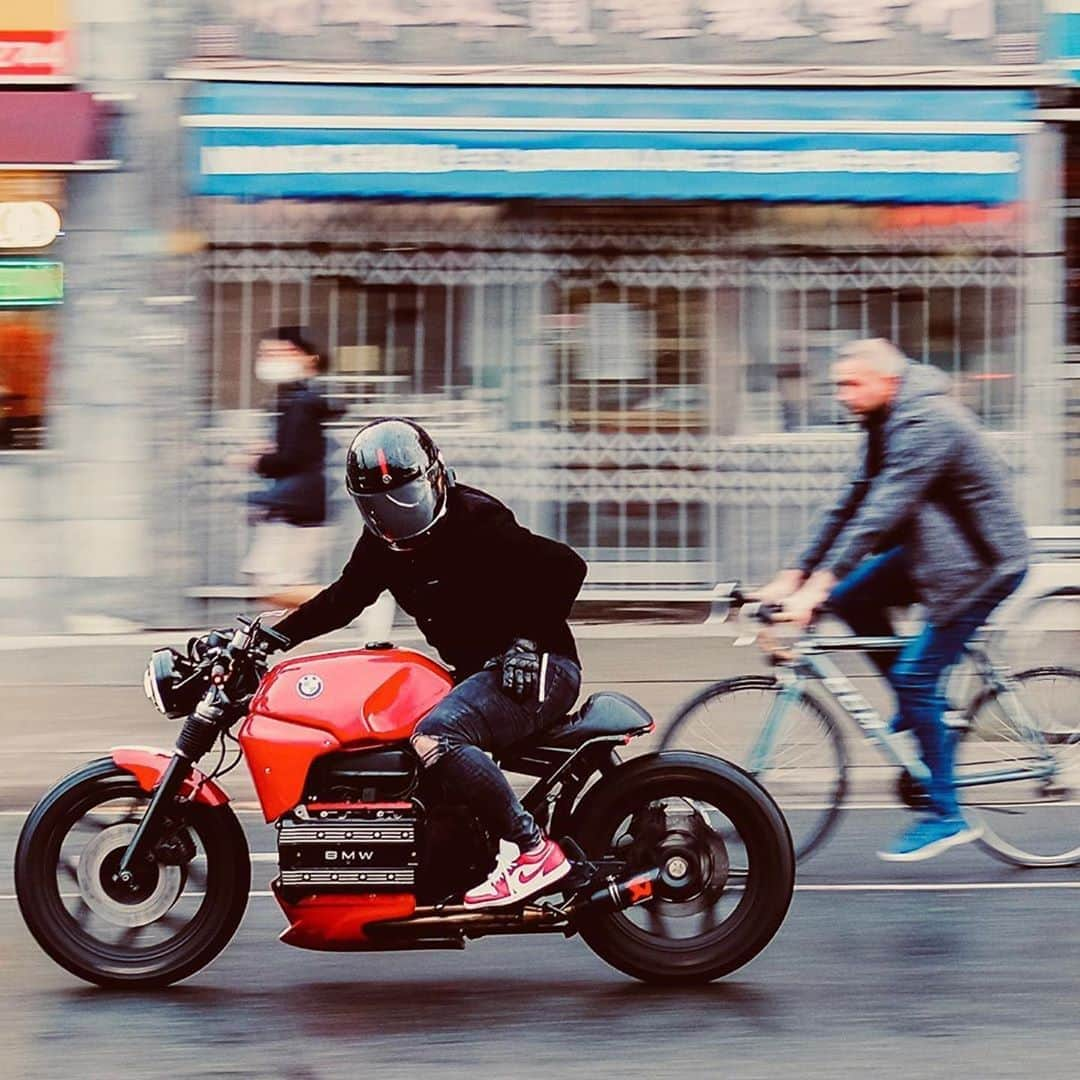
[878,815,981,862]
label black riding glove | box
[497,638,545,703]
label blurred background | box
[0,0,1077,634]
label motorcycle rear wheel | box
[570,751,794,984]
[15,757,250,988]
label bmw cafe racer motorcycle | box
[16,615,794,987]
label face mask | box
[255,357,306,385]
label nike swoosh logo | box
[516,858,552,885]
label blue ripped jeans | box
[829,549,1025,818]
[412,656,581,850]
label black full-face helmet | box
[345,418,450,549]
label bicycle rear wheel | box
[660,675,847,862]
[959,667,1080,867]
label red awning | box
[0,91,109,166]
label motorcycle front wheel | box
[15,757,250,988]
[570,751,794,984]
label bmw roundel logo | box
[296,674,324,699]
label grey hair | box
[835,338,908,378]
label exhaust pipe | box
[368,867,663,944]
[571,868,661,917]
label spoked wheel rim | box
[39,781,218,967]
[960,668,1080,867]
[661,676,846,862]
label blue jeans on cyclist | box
[829,548,1025,857]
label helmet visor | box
[352,473,442,544]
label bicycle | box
[660,587,1080,867]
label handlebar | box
[186,612,291,701]
[260,623,290,650]
[714,583,828,630]
[712,585,783,626]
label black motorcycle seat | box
[512,691,654,753]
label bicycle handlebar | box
[716,583,828,630]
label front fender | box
[111,747,231,807]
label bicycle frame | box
[748,632,1057,790]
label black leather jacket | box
[275,484,587,676]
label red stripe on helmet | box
[376,448,390,477]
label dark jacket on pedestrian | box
[798,362,1030,625]
[253,381,328,526]
[274,484,588,677]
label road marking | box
[0,891,278,902]
[787,801,1080,811]
[6,882,1080,904]
[10,802,1080,817]
[795,882,1080,892]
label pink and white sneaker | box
[463,838,572,909]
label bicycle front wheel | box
[960,667,1080,867]
[660,675,847,862]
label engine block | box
[277,804,419,893]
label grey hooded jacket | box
[797,362,1029,626]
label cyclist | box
[758,338,1029,861]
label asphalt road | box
[4,632,1080,1079]
[4,807,1080,1080]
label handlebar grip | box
[261,625,290,649]
[756,602,783,626]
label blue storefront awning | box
[1047,2,1080,79]
[183,84,1035,204]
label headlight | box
[143,648,200,719]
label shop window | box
[551,283,708,435]
[209,276,466,414]
[752,280,1021,434]
[0,310,52,450]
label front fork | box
[747,676,801,775]
[116,700,224,882]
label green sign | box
[0,261,63,305]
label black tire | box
[660,675,847,862]
[15,757,250,988]
[569,751,795,984]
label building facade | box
[176,2,1064,608]
[0,0,1071,630]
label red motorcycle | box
[16,614,794,987]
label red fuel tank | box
[248,647,453,747]
[240,648,453,821]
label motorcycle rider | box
[271,418,587,908]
